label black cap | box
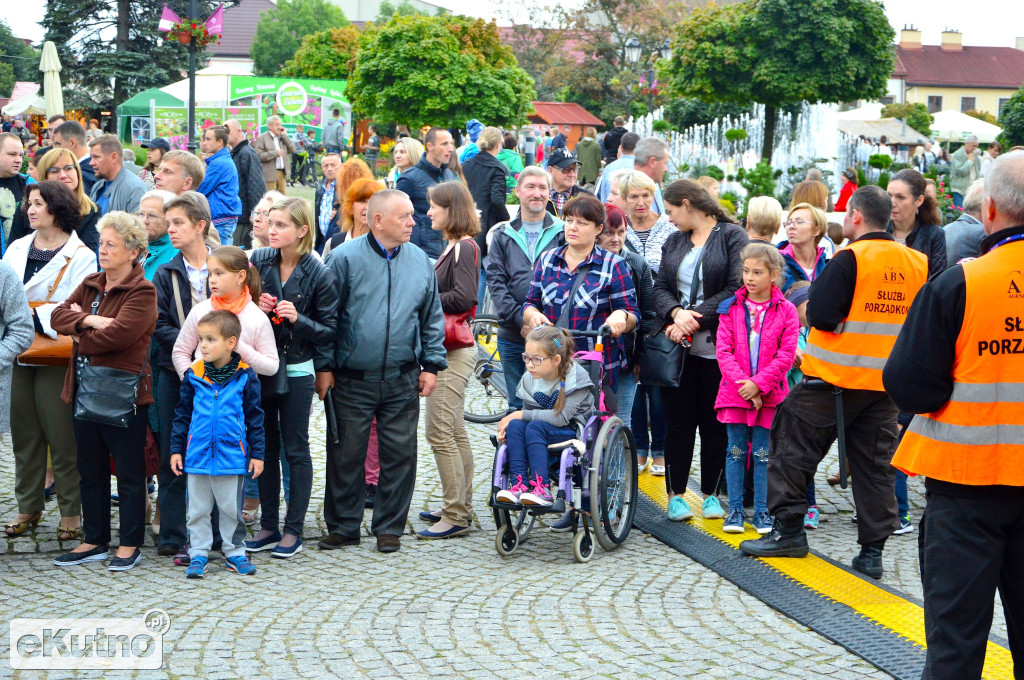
[140,138,171,152]
[548,148,581,170]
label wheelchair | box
[488,326,638,563]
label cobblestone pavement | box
[0,396,903,680]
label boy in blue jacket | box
[170,310,265,578]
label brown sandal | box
[4,512,42,537]
[58,526,84,541]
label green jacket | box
[576,137,602,186]
[496,149,525,190]
[950,146,981,196]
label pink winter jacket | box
[714,285,799,411]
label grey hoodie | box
[516,362,595,430]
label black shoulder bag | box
[638,229,715,388]
[74,291,146,428]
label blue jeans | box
[497,337,526,410]
[326,146,341,154]
[952,192,964,209]
[725,423,769,514]
[631,383,666,456]
[477,267,487,311]
[215,218,238,244]
[505,419,576,484]
[615,371,637,429]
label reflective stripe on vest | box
[801,238,928,391]
[892,241,1024,486]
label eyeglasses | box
[46,165,77,176]
[557,165,578,174]
[521,354,552,366]
[251,209,271,219]
[784,218,815,228]
[133,211,162,222]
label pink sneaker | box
[519,475,553,507]
[496,475,528,504]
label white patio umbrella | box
[930,109,1002,144]
[40,41,64,119]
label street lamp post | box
[625,37,672,114]
[187,0,198,152]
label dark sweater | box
[435,239,479,315]
[886,218,947,279]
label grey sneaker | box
[753,511,774,534]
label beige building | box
[884,28,1024,118]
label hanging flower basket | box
[165,20,221,47]
[175,31,192,44]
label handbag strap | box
[556,262,592,329]
[39,245,88,305]
[170,273,187,327]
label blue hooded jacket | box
[460,119,485,162]
[170,357,265,475]
[198,147,242,221]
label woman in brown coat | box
[50,212,157,572]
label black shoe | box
[851,541,884,579]
[364,484,376,509]
[739,519,808,558]
[54,544,109,566]
[376,534,401,553]
[157,543,180,557]
[108,547,142,572]
[318,534,360,550]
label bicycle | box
[463,314,509,424]
[293,143,324,188]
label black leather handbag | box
[638,227,717,388]
[73,292,145,429]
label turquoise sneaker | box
[804,506,820,530]
[667,495,694,521]
[702,495,725,519]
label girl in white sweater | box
[172,246,279,379]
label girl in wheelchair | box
[495,326,596,507]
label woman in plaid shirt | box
[522,194,639,388]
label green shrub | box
[857,168,868,187]
[736,160,781,215]
[868,154,892,170]
[705,164,725,181]
[877,170,890,188]
[652,119,673,132]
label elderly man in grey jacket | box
[319,189,447,554]
[944,179,986,264]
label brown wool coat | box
[50,263,158,406]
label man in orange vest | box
[883,151,1024,679]
[740,185,928,580]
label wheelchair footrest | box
[490,499,523,511]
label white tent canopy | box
[1,93,47,116]
[930,109,1002,144]
[158,65,253,105]
[837,103,884,120]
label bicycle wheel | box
[464,315,507,424]
[590,417,637,551]
[302,160,320,188]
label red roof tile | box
[894,45,1024,89]
[529,101,605,127]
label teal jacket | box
[143,233,177,281]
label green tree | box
[881,102,933,137]
[42,0,217,111]
[1,20,40,84]
[964,109,996,125]
[346,15,535,128]
[998,87,1024,148]
[663,99,751,131]
[281,26,361,79]
[664,0,894,162]
[250,0,348,76]
[0,62,14,99]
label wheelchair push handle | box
[564,325,613,352]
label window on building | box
[999,98,1012,118]
[878,96,894,105]
[927,96,943,113]
[961,96,976,113]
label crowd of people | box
[1,112,1022,677]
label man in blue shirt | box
[595,132,639,203]
[198,126,242,244]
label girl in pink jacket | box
[714,243,799,535]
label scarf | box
[211,288,252,316]
[204,352,240,384]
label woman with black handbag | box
[416,181,481,540]
[50,212,157,571]
[247,197,338,558]
[652,180,748,523]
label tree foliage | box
[881,102,933,137]
[0,62,14,99]
[281,26,361,80]
[346,15,535,129]
[41,0,217,111]
[1,20,39,86]
[664,0,895,161]
[251,0,348,76]
[997,87,1024,148]
[663,99,752,131]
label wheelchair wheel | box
[490,445,535,542]
[495,524,519,556]
[572,528,594,563]
[590,416,638,551]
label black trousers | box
[662,355,727,496]
[258,375,315,537]
[156,368,188,548]
[75,406,149,547]
[920,490,1024,680]
[767,381,900,545]
[323,371,420,538]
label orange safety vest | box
[892,240,1024,485]
[801,237,927,391]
